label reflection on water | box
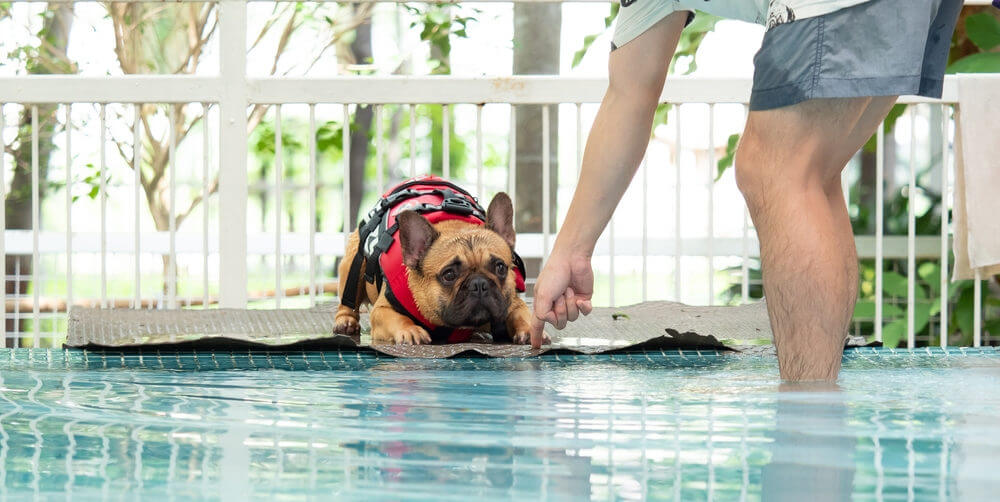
[0,349,998,500]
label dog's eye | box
[494,262,507,277]
[440,268,458,284]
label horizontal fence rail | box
[0,0,995,349]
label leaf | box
[965,13,1000,51]
[852,300,904,319]
[715,133,740,181]
[880,303,931,348]
[652,102,672,129]
[953,286,975,343]
[882,271,924,299]
[572,34,599,69]
[918,261,941,296]
[946,52,1000,74]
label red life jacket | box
[340,175,527,343]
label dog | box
[333,177,541,345]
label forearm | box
[554,89,660,257]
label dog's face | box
[396,192,518,329]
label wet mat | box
[65,301,874,358]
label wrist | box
[551,231,594,261]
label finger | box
[530,316,546,349]
[565,288,580,322]
[554,296,568,330]
[577,299,593,316]
[532,282,555,321]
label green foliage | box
[947,13,1000,73]
[572,5,618,68]
[670,14,720,75]
[947,52,1000,73]
[964,12,1000,51]
[715,133,740,181]
[404,4,479,74]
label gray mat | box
[65,300,870,358]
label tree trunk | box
[347,6,374,229]
[4,3,74,344]
[513,4,560,279]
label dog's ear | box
[397,211,439,272]
[486,192,516,248]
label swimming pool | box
[0,348,998,500]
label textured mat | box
[65,300,871,358]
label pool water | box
[0,348,998,501]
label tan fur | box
[334,219,535,345]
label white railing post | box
[218,0,248,308]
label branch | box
[174,174,219,229]
[268,6,300,76]
[250,3,287,52]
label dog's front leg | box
[506,297,549,345]
[369,299,432,345]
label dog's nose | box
[467,276,490,298]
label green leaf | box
[918,262,941,296]
[882,271,925,299]
[965,13,1000,51]
[715,133,740,181]
[852,300,904,319]
[946,52,1000,74]
[880,303,931,348]
[572,34,599,69]
[652,102,672,129]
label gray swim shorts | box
[750,0,963,110]
[611,0,963,111]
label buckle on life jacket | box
[440,190,478,216]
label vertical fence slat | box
[31,106,40,346]
[376,105,384,192]
[576,103,582,177]
[218,0,249,308]
[100,105,107,309]
[343,103,352,264]
[907,108,917,348]
[674,104,682,302]
[707,104,715,306]
[542,105,550,261]
[641,155,647,302]
[974,269,982,347]
[274,105,283,308]
[133,104,141,310]
[508,106,515,196]
[64,105,72,313]
[477,104,484,197]
[0,104,5,346]
[939,105,949,347]
[443,104,450,179]
[875,121,884,342]
[202,103,210,308]
[741,106,750,304]
[308,104,317,306]
[168,105,177,309]
[409,104,416,177]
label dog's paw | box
[512,330,550,345]
[333,316,360,336]
[393,325,432,345]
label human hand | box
[530,251,594,348]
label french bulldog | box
[334,191,542,345]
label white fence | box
[0,0,994,348]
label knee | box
[734,129,843,210]
[733,133,771,211]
